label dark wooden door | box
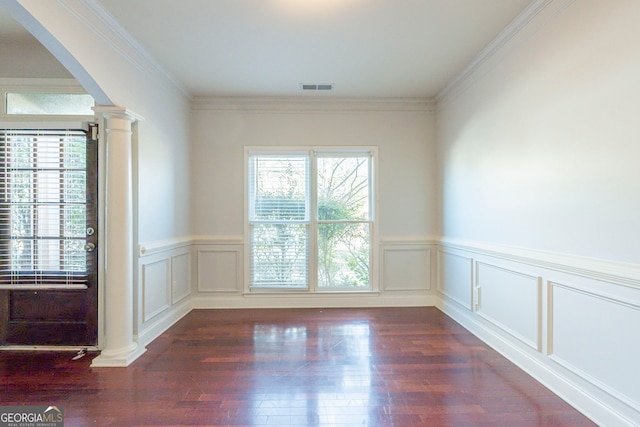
[0,127,98,346]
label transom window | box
[246,148,376,292]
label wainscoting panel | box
[549,281,640,413]
[196,244,243,293]
[437,249,473,310]
[436,238,640,426]
[137,239,194,347]
[476,262,541,350]
[171,252,191,304]
[141,259,171,323]
[381,243,431,291]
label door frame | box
[0,119,103,351]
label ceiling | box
[1,0,533,98]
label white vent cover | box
[300,83,333,91]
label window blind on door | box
[0,129,92,288]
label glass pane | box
[9,171,32,202]
[11,240,33,270]
[1,130,90,278]
[250,155,308,221]
[64,172,86,203]
[64,138,87,169]
[8,138,33,168]
[318,222,369,288]
[317,157,370,220]
[64,205,86,238]
[64,240,86,272]
[251,223,308,288]
[11,204,33,237]
[6,93,94,115]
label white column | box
[91,106,146,367]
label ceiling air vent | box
[301,83,333,91]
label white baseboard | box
[437,297,637,426]
[137,298,193,348]
[192,292,438,309]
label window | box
[247,148,375,291]
[5,92,94,116]
[0,129,97,287]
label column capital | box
[93,105,144,123]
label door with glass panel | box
[0,128,98,346]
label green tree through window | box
[248,150,373,291]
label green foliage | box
[250,155,371,289]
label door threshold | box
[0,345,99,352]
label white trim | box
[192,96,436,113]
[191,236,244,245]
[141,259,171,323]
[439,237,639,287]
[193,293,437,309]
[0,77,93,122]
[548,280,640,414]
[137,298,193,348]
[60,0,190,99]
[437,298,637,427]
[436,0,577,105]
[475,260,542,351]
[436,248,474,310]
[244,147,379,293]
[138,236,193,257]
[379,237,439,246]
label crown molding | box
[57,0,191,100]
[191,96,436,113]
[436,0,577,105]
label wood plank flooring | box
[0,307,595,426]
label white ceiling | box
[1,0,533,98]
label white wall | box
[0,39,71,78]
[436,1,640,425]
[191,100,437,239]
[437,0,640,264]
[189,99,439,306]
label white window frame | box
[1,79,94,124]
[244,146,379,294]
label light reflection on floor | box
[251,321,373,425]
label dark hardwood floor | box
[0,307,595,426]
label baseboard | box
[437,298,638,427]
[137,298,193,348]
[192,292,438,309]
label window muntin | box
[247,148,374,291]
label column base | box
[90,342,147,367]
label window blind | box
[0,129,93,287]
[248,154,309,288]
